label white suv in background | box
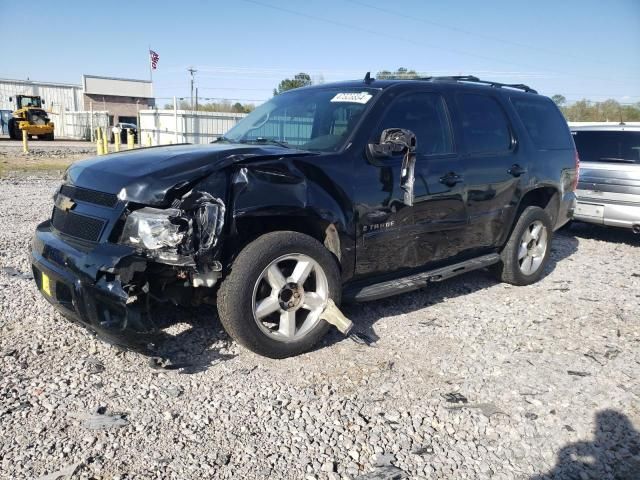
[571,124,640,233]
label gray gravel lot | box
[1,173,639,480]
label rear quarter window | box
[511,97,572,150]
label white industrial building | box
[0,77,83,112]
[0,75,154,139]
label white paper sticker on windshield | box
[330,92,373,104]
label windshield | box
[572,130,640,164]
[223,87,379,152]
[18,96,42,109]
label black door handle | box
[439,172,463,187]
[508,164,527,177]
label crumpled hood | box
[66,143,313,206]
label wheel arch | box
[518,186,561,225]
[499,185,560,247]
[222,162,353,277]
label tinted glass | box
[572,130,640,164]
[377,92,453,155]
[459,94,511,153]
[512,97,572,149]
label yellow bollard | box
[96,128,103,155]
[127,129,134,149]
[115,130,121,152]
[146,134,152,147]
[22,129,29,154]
[102,128,108,154]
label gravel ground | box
[1,173,639,480]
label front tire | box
[8,119,18,140]
[492,206,553,286]
[217,231,341,358]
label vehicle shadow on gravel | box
[562,221,640,247]
[530,409,640,480]
[135,304,236,374]
[322,233,579,349]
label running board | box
[345,253,501,302]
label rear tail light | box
[572,150,580,191]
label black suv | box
[31,75,578,358]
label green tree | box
[559,99,640,122]
[376,67,420,80]
[273,72,312,95]
[163,100,255,113]
[551,94,566,107]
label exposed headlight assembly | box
[121,207,184,250]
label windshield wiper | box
[599,157,637,163]
[239,137,291,148]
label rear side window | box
[377,92,454,156]
[572,130,640,164]
[458,94,512,154]
[512,97,572,150]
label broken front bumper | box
[31,220,161,349]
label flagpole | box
[148,45,153,83]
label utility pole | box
[187,67,197,110]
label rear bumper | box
[31,221,161,349]
[574,197,640,229]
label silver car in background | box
[571,124,640,233]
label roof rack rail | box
[430,75,538,94]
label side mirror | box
[366,128,418,207]
[367,128,417,159]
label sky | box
[1,0,639,106]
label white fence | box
[568,122,640,127]
[139,109,246,145]
[49,110,109,140]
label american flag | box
[149,50,159,70]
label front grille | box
[51,207,105,242]
[60,185,118,208]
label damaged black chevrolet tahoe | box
[31,75,578,358]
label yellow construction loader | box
[8,95,55,140]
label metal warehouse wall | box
[0,78,83,112]
[139,109,246,145]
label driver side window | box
[377,92,454,156]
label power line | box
[241,0,546,71]
[155,85,273,91]
[346,0,620,69]
[163,65,553,79]
[156,96,267,102]
[240,0,638,87]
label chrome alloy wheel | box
[518,220,548,275]
[251,254,329,342]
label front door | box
[355,90,467,278]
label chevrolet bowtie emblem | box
[56,194,76,212]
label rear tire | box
[8,119,18,140]
[217,231,341,358]
[492,206,553,286]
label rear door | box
[456,93,523,250]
